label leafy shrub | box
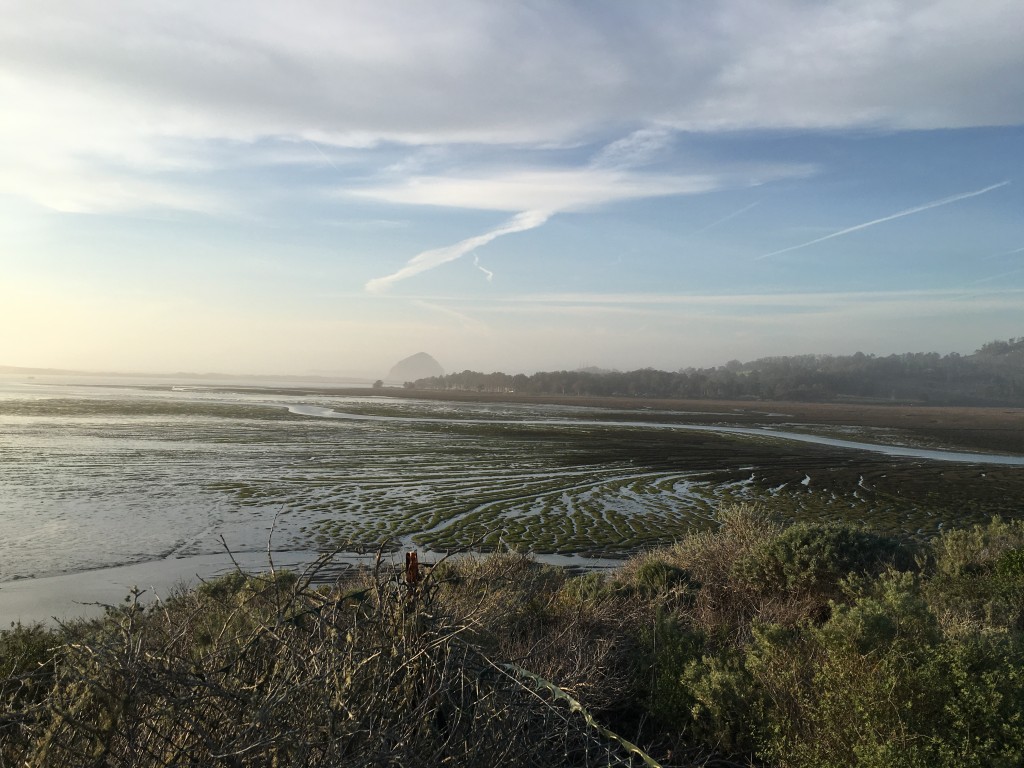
[0,622,57,680]
[931,517,1024,579]
[994,547,1024,584]
[559,571,612,604]
[610,554,698,602]
[5,515,1024,766]
[928,518,1024,630]
[666,504,783,638]
[733,522,915,600]
[634,610,704,730]
[0,621,61,747]
[685,572,1024,768]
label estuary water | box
[1,375,1022,624]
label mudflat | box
[246,386,1024,456]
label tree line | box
[410,337,1024,405]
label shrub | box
[1,560,652,767]
[5,515,1024,766]
[928,518,1024,630]
[666,504,783,639]
[688,572,1024,768]
[931,517,1024,580]
[733,522,915,600]
[0,622,61,754]
[0,622,57,680]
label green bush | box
[635,609,703,730]
[928,518,1024,630]
[0,621,61,743]
[685,572,1024,768]
[5,514,1024,766]
[0,622,57,680]
[733,523,915,599]
[931,517,1024,580]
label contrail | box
[365,210,550,293]
[755,181,1010,261]
[473,255,494,282]
[985,245,1024,260]
[412,300,489,331]
[692,201,759,235]
[305,138,342,172]
[970,267,1024,285]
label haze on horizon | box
[2,1,1022,379]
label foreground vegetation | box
[3,507,1024,766]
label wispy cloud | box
[359,129,808,293]
[590,127,674,169]
[755,181,1011,261]
[351,168,727,213]
[4,3,1024,214]
[365,210,550,293]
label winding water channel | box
[2,377,1022,625]
[285,404,1024,466]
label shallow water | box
[0,378,653,583]
[2,375,1022,623]
[285,403,1024,466]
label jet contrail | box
[305,138,342,172]
[473,255,494,282]
[985,245,1024,260]
[970,267,1024,285]
[755,181,1010,261]
[692,201,759,235]
[413,300,489,331]
[365,210,550,293]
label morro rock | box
[387,352,444,383]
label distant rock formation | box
[387,352,444,383]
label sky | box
[1,0,1022,378]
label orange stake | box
[405,550,420,590]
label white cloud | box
[350,168,727,213]
[357,154,808,292]
[2,1,1023,212]
[590,127,675,169]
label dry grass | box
[5,508,1022,767]
[0,554,661,767]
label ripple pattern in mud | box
[2,386,1024,581]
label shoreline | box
[0,548,623,627]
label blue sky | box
[1,1,1022,377]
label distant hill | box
[407,337,1024,407]
[387,352,444,383]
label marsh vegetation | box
[3,508,1024,766]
